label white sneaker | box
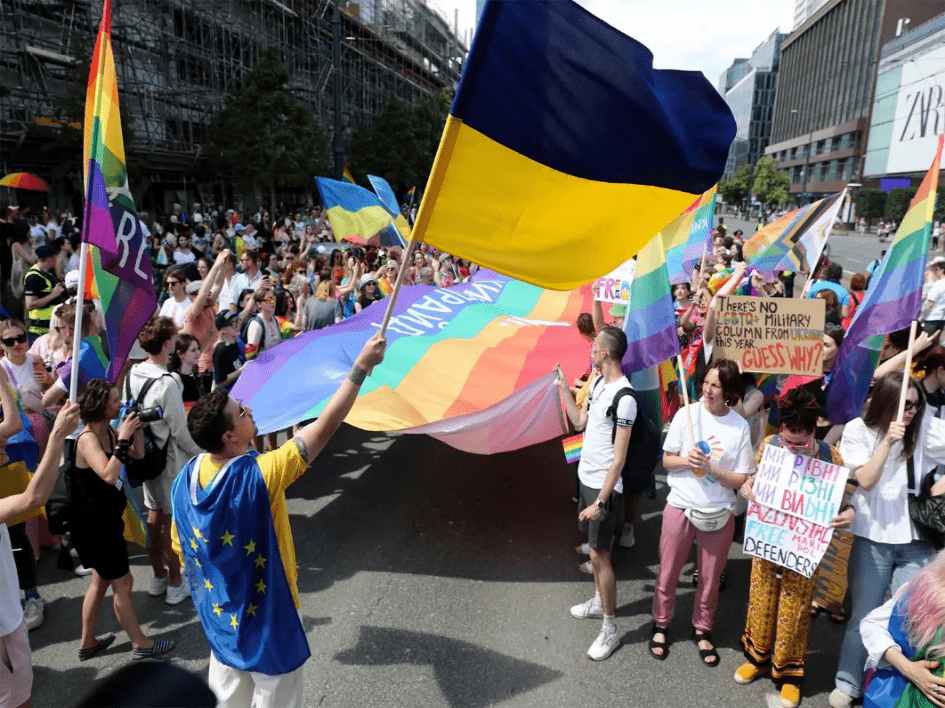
[69,547,80,560]
[619,523,635,548]
[74,564,93,577]
[570,597,604,620]
[587,627,619,661]
[165,582,190,606]
[828,689,854,708]
[148,576,170,597]
[23,597,44,631]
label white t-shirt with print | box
[159,297,189,327]
[578,375,636,494]
[926,278,945,321]
[663,402,754,511]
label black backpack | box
[122,373,171,483]
[591,378,661,494]
[45,439,78,535]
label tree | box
[718,165,751,205]
[752,157,790,212]
[208,46,328,209]
[855,188,887,221]
[885,187,918,223]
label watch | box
[596,499,606,510]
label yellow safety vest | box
[24,263,56,335]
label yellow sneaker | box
[733,661,767,684]
[781,684,801,708]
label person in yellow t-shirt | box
[170,333,385,708]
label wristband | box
[116,438,132,447]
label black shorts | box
[71,516,130,581]
[578,482,624,551]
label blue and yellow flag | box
[412,0,735,290]
[367,174,411,239]
[172,454,310,675]
[316,177,394,244]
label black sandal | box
[649,623,670,660]
[692,628,720,667]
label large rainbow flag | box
[662,186,717,284]
[230,271,592,452]
[411,0,734,290]
[82,0,157,382]
[826,135,942,424]
[623,234,679,372]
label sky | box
[431,0,797,89]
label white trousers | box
[208,653,304,708]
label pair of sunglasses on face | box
[1,333,27,347]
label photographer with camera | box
[126,315,202,606]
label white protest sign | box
[592,259,635,303]
[742,445,850,578]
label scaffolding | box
[0,0,465,206]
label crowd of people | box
[1,204,945,708]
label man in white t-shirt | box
[557,325,635,662]
[922,258,945,337]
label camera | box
[132,406,164,424]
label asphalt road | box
[29,424,849,708]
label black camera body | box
[130,405,164,424]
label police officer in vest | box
[24,244,66,344]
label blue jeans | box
[834,535,934,697]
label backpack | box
[240,314,266,351]
[591,378,662,494]
[122,373,171,483]
[45,439,77,534]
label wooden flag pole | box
[897,320,917,423]
[376,239,417,338]
[68,241,89,403]
[676,354,697,447]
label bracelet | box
[116,438,132,447]
[348,364,368,386]
[114,447,132,465]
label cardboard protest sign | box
[712,295,825,375]
[743,445,850,578]
[592,259,635,303]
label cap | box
[316,245,327,254]
[932,256,945,267]
[609,302,627,318]
[358,274,378,289]
[233,223,246,232]
[193,213,203,223]
[64,270,80,288]
[35,244,57,259]
[215,310,239,330]
[185,280,203,295]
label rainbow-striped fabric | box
[562,434,583,464]
[82,0,156,382]
[827,135,942,424]
[662,186,717,284]
[623,233,680,373]
[342,166,356,184]
[230,271,593,446]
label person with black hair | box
[557,326,634,662]
[807,262,851,320]
[734,387,854,708]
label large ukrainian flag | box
[414,0,736,290]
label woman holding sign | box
[734,387,855,708]
[830,373,945,708]
[652,359,754,666]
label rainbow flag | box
[744,192,844,276]
[406,185,416,203]
[662,186,717,284]
[562,434,583,464]
[411,0,735,290]
[82,0,157,382]
[826,135,942,424]
[316,177,395,244]
[230,271,593,450]
[342,166,355,184]
[623,233,680,373]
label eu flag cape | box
[172,453,310,675]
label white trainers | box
[619,524,635,548]
[23,597,44,631]
[570,597,604,620]
[828,689,854,708]
[74,564,93,577]
[587,627,620,661]
[148,575,170,597]
[165,582,190,606]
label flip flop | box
[78,633,116,661]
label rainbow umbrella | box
[0,172,50,192]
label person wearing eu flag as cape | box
[171,334,386,708]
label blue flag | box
[171,453,310,675]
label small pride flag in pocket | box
[562,434,583,465]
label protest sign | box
[712,295,825,375]
[743,445,850,579]
[592,259,635,303]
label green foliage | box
[856,188,887,220]
[719,165,751,205]
[752,157,790,210]
[208,46,328,201]
[885,187,918,223]
[348,89,450,194]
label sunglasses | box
[1,333,27,347]
[166,280,181,287]
[780,432,814,452]
[262,296,276,304]
[904,400,921,412]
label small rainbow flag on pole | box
[623,233,680,373]
[342,166,356,184]
[826,135,943,424]
[661,186,717,284]
[406,185,416,203]
[82,0,157,383]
